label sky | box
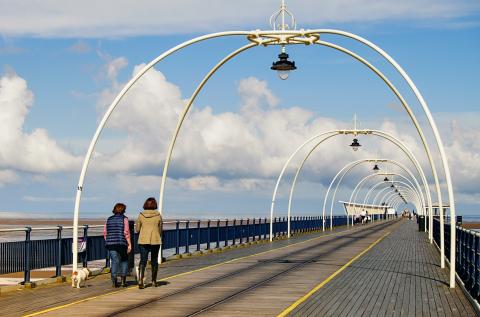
[0,0,479,219]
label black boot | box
[120,276,127,288]
[111,276,118,288]
[138,265,145,289]
[151,264,158,287]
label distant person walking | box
[104,203,132,288]
[135,197,163,289]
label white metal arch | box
[72,27,455,286]
[383,188,419,212]
[313,29,453,282]
[373,185,396,207]
[156,35,446,269]
[352,174,422,212]
[349,173,424,224]
[363,175,421,213]
[324,130,434,242]
[362,180,423,214]
[269,130,339,241]
[397,187,421,209]
[289,153,426,231]
[71,31,256,270]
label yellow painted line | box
[24,224,371,317]
[24,288,130,316]
[277,231,391,317]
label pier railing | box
[0,216,349,284]
[432,218,480,301]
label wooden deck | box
[287,220,477,317]
[0,219,475,316]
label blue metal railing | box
[432,217,480,301]
[0,215,349,284]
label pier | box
[0,1,478,316]
[0,219,477,316]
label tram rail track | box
[109,220,398,316]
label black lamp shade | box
[271,52,296,80]
[271,52,297,71]
[350,138,361,151]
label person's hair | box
[112,203,126,214]
[143,197,158,210]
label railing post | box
[271,217,275,238]
[474,233,480,298]
[225,219,229,247]
[207,220,211,250]
[82,225,89,268]
[239,219,243,244]
[468,231,474,288]
[232,219,237,245]
[216,219,220,248]
[264,217,267,240]
[175,221,180,255]
[252,218,256,241]
[56,226,62,277]
[246,219,250,243]
[185,220,190,254]
[196,220,201,252]
[24,227,31,284]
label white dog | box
[71,268,90,288]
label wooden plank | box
[289,220,476,317]
[3,220,476,317]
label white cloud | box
[0,1,478,38]
[67,40,91,54]
[91,58,480,210]
[0,169,19,186]
[94,60,354,181]
[0,70,81,173]
[22,195,101,203]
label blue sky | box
[0,1,479,219]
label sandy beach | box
[460,222,480,230]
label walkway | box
[0,219,475,316]
[286,220,476,316]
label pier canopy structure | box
[269,127,434,240]
[322,156,432,234]
[72,0,457,287]
[339,201,391,216]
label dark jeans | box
[139,244,160,267]
[109,250,128,278]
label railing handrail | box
[0,224,104,233]
[0,216,350,233]
[433,217,480,237]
